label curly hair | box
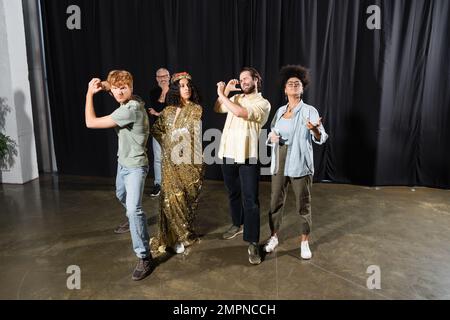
[106,70,133,88]
[279,65,310,90]
[166,78,201,107]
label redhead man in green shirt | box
[85,70,154,281]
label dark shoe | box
[132,256,155,281]
[222,225,243,240]
[149,184,161,197]
[248,243,261,265]
[114,220,129,234]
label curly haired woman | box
[150,72,205,255]
[264,65,328,260]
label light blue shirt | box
[267,100,328,178]
[274,117,293,145]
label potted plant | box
[0,132,16,168]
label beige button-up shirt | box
[216,92,271,163]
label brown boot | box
[132,256,155,281]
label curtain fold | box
[40,0,450,188]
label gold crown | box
[171,72,192,84]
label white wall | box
[0,0,38,184]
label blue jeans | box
[116,164,150,259]
[152,138,162,185]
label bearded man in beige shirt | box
[215,67,271,265]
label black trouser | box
[221,158,260,243]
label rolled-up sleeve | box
[247,99,271,124]
[310,108,328,145]
[216,103,228,113]
[312,125,328,145]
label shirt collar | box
[242,92,262,100]
[281,100,304,114]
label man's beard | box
[242,83,256,94]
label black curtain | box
[40,0,450,188]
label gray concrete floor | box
[1,174,450,300]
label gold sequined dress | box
[150,102,204,253]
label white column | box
[0,0,39,184]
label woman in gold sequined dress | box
[150,72,204,255]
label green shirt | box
[110,98,149,168]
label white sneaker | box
[264,236,279,253]
[301,241,312,260]
[174,242,185,254]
